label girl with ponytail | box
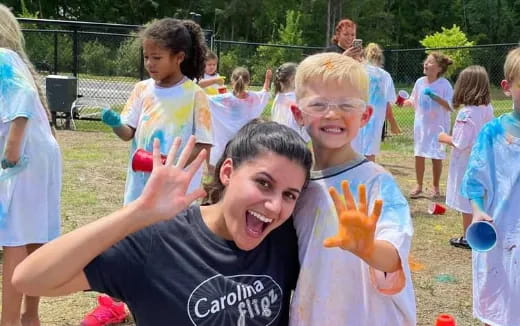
[208,67,272,168]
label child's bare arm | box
[324,181,401,273]
[385,103,401,134]
[3,117,28,164]
[112,125,135,141]
[198,77,224,88]
[263,69,272,91]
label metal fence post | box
[140,47,145,80]
[72,27,79,77]
[54,31,58,74]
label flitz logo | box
[187,274,282,326]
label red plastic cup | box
[435,314,456,326]
[218,86,227,94]
[428,202,446,215]
[395,90,410,107]
[131,149,166,172]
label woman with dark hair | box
[324,18,363,61]
[13,120,313,326]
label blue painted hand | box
[101,108,123,128]
[423,87,436,99]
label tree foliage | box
[420,25,474,78]
[5,0,519,48]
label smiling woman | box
[13,119,312,326]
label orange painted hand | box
[323,181,383,260]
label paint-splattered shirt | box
[208,90,270,165]
[352,64,397,155]
[410,76,453,159]
[121,78,212,204]
[461,114,520,326]
[0,48,61,245]
[290,158,416,326]
[270,91,310,143]
[446,104,493,213]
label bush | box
[116,36,142,77]
[250,10,305,85]
[420,25,474,79]
[80,41,117,76]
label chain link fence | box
[213,40,515,151]
[20,19,515,150]
[19,19,144,131]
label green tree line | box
[4,0,520,48]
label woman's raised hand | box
[136,136,207,223]
[324,181,383,260]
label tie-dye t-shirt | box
[208,90,270,165]
[409,77,453,159]
[121,78,212,204]
[0,48,61,246]
[461,115,520,326]
[270,91,310,143]
[290,159,416,326]
[352,65,397,155]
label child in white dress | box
[352,43,398,162]
[209,67,271,166]
[271,62,309,142]
[0,5,62,325]
[404,52,453,198]
[438,66,493,249]
[461,47,520,326]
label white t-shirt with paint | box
[208,90,270,165]
[410,76,453,159]
[446,104,493,213]
[352,64,397,155]
[270,91,310,142]
[290,158,416,326]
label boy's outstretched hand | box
[324,181,383,260]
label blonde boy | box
[289,53,416,325]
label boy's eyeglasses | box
[299,98,366,117]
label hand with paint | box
[324,181,383,260]
[101,108,123,128]
[423,87,437,99]
[470,198,493,224]
[135,136,207,224]
[1,158,17,169]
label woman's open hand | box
[136,136,207,223]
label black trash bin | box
[46,75,77,129]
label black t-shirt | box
[84,205,300,325]
[323,43,345,54]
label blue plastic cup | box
[466,221,497,252]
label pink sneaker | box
[81,295,128,326]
